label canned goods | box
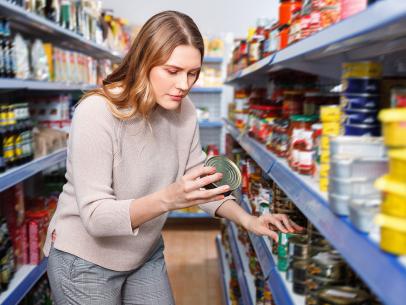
[288,236,309,259]
[204,156,242,195]
[293,280,307,295]
[375,213,406,255]
[320,105,341,122]
[379,108,406,147]
[292,259,309,282]
[344,123,381,136]
[317,286,370,304]
[344,108,379,125]
[322,122,341,136]
[342,78,380,94]
[376,175,406,218]
[305,292,318,305]
[308,252,347,280]
[306,273,345,293]
[341,93,380,110]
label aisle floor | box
[162,223,223,305]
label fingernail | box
[223,185,230,190]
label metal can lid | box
[204,156,241,191]
[317,286,370,304]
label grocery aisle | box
[162,224,222,305]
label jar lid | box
[204,156,241,191]
[317,287,370,304]
[290,114,319,122]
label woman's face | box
[150,45,201,111]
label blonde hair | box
[82,11,204,120]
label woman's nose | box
[176,73,189,91]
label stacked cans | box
[341,61,382,136]
[319,105,341,192]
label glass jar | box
[283,91,304,117]
[289,115,318,172]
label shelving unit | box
[0,0,122,62]
[225,120,406,305]
[0,148,67,192]
[226,0,406,83]
[227,221,255,305]
[0,79,97,91]
[0,259,47,305]
[215,235,232,305]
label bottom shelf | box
[216,235,232,305]
[0,259,48,305]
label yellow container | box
[375,214,406,255]
[375,175,406,217]
[388,149,406,182]
[322,122,341,136]
[320,151,330,164]
[321,135,330,151]
[320,176,329,192]
[320,106,341,123]
[379,108,406,147]
[342,61,382,79]
[319,162,330,177]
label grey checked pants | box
[47,240,175,305]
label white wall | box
[101,0,278,38]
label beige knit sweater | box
[43,94,233,271]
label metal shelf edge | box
[215,235,232,305]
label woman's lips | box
[168,94,183,102]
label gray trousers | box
[47,240,175,305]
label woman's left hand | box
[244,214,304,242]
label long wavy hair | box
[82,10,204,120]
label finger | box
[194,172,223,189]
[290,220,305,231]
[185,165,217,180]
[258,227,278,242]
[266,215,288,233]
[188,185,230,200]
[279,215,295,232]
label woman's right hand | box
[160,166,229,211]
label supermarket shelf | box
[0,79,97,91]
[227,221,255,305]
[215,235,232,305]
[0,259,48,305]
[199,120,224,128]
[0,148,67,192]
[190,87,223,93]
[168,211,211,219]
[203,57,223,64]
[240,195,305,305]
[226,0,406,82]
[225,119,406,305]
[0,0,122,62]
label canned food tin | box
[388,149,406,182]
[342,61,382,79]
[344,108,379,125]
[204,156,242,195]
[342,78,380,94]
[305,292,318,305]
[329,136,386,158]
[322,122,341,136]
[293,279,307,295]
[344,123,381,136]
[319,176,329,192]
[341,93,380,110]
[306,274,345,293]
[288,236,309,259]
[308,252,347,280]
[321,135,330,150]
[292,259,309,282]
[317,286,370,304]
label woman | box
[44,10,301,305]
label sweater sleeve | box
[70,97,138,238]
[185,120,236,218]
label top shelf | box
[0,0,122,62]
[226,0,406,83]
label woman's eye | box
[188,72,197,77]
[167,70,178,75]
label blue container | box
[344,123,381,136]
[341,93,380,109]
[344,108,379,124]
[342,78,380,94]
